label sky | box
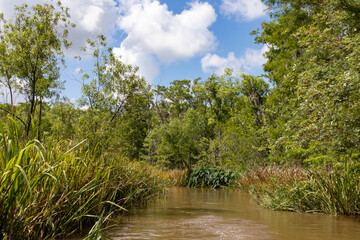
[0,0,269,101]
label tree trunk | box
[25,81,36,139]
[8,83,14,118]
[37,97,42,141]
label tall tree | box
[239,74,269,127]
[78,35,153,156]
[0,15,17,119]
[257,0,360,164]
[1,1,73,138]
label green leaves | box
[145,108,209,170]
[0,2,74,138]
[187,166,238,188]
[76,35,153,156]
[256,0,360,165]
[0,120,166,239]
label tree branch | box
[0,106,26,126]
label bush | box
[187,166,238,188]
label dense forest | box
[0,0,359,239]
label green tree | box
[144,109,209,171]
[239,74,269,127]
[46,99,80,139]
[284,6,360,165]
[1,1,73,138]
[0,15,17,119]
[78,35,153,156]
[256,0,360,165]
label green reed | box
[238,166,360,215]
[0,120,166,239]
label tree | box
[46,99,80,139]
[239,74,269,127]
[144,109,209,171]
[78,35,153,156]
[0,16,17,119]
[283,5,360,165]
[256,0,360,165]
[1,1,73,138]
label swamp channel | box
[103,187,360,240]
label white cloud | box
[220,0,266,21]
[0,0,218,82]
[75,68,82,74]
[0,0,119,55]
[201,45,268,75]
[114,0,217,81]
[113,46,160,83]
[78,5,105,32]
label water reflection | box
[109,187,360,240]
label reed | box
[237,166,360,215]
[0,120,166,239]
[153,168,188,186]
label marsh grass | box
[0,120,166,239]
[238,166,360,215]
[154,168,188,186]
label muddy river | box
[107,187,360,239]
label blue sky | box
[0,0,269,101]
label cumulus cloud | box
[113,46,160,83]
[0,0,218,82]
[0,0,119,55]
[114,0,217,81]
[201,45,268,75]
[220,0,266,21]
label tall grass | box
[153,168,188,186]
[0,120,166,239]
[237,166,360,215]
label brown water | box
[108,187,360,240]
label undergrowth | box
[187,166,238,188]
[0,120,166,239]
[238,166,360,215]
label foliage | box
[0,119,166,239]
[145,108,210,171]
[238,165,360,215]
[76,34,153,156]
[252,0,360,166]
[145,70,267,170]
[0,1,74,138]
[187,166,238,188]
[153,168,189,186]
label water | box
[108,187,360,240]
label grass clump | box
[154,168,188,186]
[0,121,166,239]
[187,166,238,188]
[238,166,360,215]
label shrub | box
[187,166,238,188]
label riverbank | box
[166,165,360,216]
[0,125,167,239]
[107,187,360,240]
[237,166,360,215]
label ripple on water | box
[108,187,360,240]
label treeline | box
[1,0,359,170]
[0,1,360,238]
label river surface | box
[108,187,360,240]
